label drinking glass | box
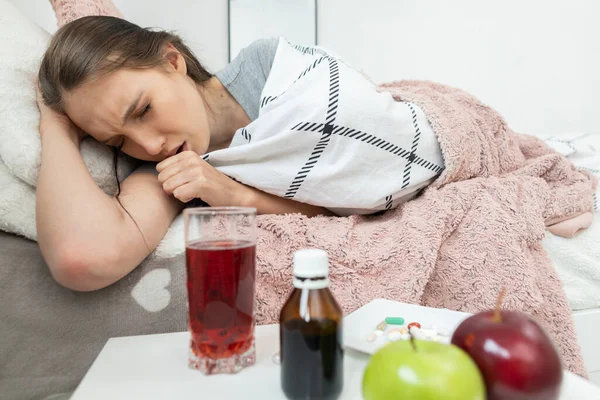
[183,207,257,374]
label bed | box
[548,216,600,384]
[547,209,600,385]
[539,132,600,384]
[1,1,598,398]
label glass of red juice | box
[183,207,257,375]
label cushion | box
[0,230,187,399]
[0,3,168,397]
[0,0,137,240]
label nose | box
[141,134,167,156]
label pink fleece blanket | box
[255,81,596,377]
[47,0,595,383]
[49,0,123,27]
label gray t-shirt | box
[215,38,279,121]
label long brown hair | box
[38,16,212,246]
[39,15,212,111]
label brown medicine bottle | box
[279,249,344,400]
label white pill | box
[409,326,427,340]
[420,329,437,338]
[387,331,402,341]
[439,336,451,344]
[374,330,384,337]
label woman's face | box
[64,51,210,162]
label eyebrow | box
[121,91,143,127]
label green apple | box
[362,340,486,400]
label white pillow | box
[0,0,137,239]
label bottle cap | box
[293,249,329,279]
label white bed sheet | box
[542,132,600,311]
[545,214,600,310]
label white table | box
[72,324,600,399]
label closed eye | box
[137,102,151,120]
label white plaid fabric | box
[206,38,444,216]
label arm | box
[156,151,334,218]
[37,108,182,291]
[241,184,334,217]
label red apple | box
[451,309,563,400]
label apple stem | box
[409,333,417,352]
[493,287,506,323]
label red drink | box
[184,207,257,374]
[186,240,256,363]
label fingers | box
[156,155,179,173]
[156,150,197,173]
[157,159,185,183]
[172,181,201,203]
[157,153,200,185]
[161,168,201,195]
[156,152,218,203]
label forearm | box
[242,185,334,217]
[157,152,333,217]
[36,127,128,285]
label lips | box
[167,141,187,158]
[175,141,189,155]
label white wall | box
[8,0,229,72]
[113,0,228,72]
[229,0,315,62]
[318,0,599,136]
[10,0,598,135]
